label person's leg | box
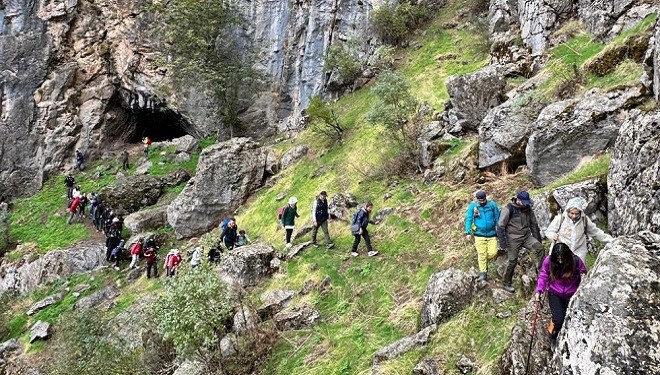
[522,235,545,271]
[547,293,569,338]
[503,241,522,287]
[362,229,373,252]
[321,220,331,245]
[351,234,361,254]
[67,212,73,224]
[474,236,488,273]
[146,262,152,278]
[486,237,498,269]
[130,254,138,268]
[311,224,319,245]
[106,247,112,261]
[285,229,293,244]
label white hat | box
[112,217,120,223]
[288,196,298,205]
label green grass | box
[544,153,610,192]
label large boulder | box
[655,18,660,101]
[532,178,607,234]
[29,321,50,343]
[158,168,192,188]
[578,0,654,40]
[526,86,644,186]
[608,110,660,236]
[327,193,358,221]
[123,206,169,234]
[551,232,660,373]
[273,304,320,331]
[280,145,308,169]
[519,0,573,54]
[218,243,276,287]
[445,65,507,132]
[75,286,119,310]
[0,242,105,296]
[258,289,296,319]
[420,268,476,328]
[167,138,266,238]
[99,174,163,214]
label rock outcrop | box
[0,243,105,296]
[167,138,266,238]
[218,243,276,287]
[99,174,163,214]
[280,145,309,170]
[608,110,660,236]
[124,206,168,234]
[27,293,63,316]
[29,321,51,343]
[526,86,644,186]
[420,268,476,328]
[551,232,660,373]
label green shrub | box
[325,40,362,86]
[372,2,429,45]
[306,96,345,144]
[366,71,418,142]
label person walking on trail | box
[220,219,238,251]
[129,238,144,269]
[164,249,182,277]
[236,230,251,247]
[72,185,82,199]
[311,191,334,249]
[351,202,378,257]
[110,240,125,270]
[143,243,158,278]
[536,242,586,340]
[190,247,203,269]
[497,190,544,293]
[545,197,613,264]
[142,137,151,158]
[281,197,300,248]
[465,190,500,281]
[75,150,84,171]
[105,233,121,262]
[64,175,75,200]
[67,196,81,225]
[120,150,129,171]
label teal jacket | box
[465,200,500,237]
[281,205,299,226]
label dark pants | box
[503,235,544,285]
[122,159,129,170]
[548,293,571,337]
[285,229,293,244]
[67,187,73,200]
[224,240,234,251]
[106,237,120,261]
[312,220,331,245]
[166,268,177,277]
[351,228,372,253]
[76,161,84,171]
[146,261,158,278]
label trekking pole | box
[524,291,546,375]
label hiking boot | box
[367,250,379,257]
[350,251,359,257]
[327,243,335,249]
[285,243,292,248]
[312,243,319,248]
[502,284,515,293]
[477,272,488,282]
[548,322,555,336]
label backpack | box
[350,210,361,235]
[277,206,285,220]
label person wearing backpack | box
[142,137,151,158]
[110,240,126,270]
[129,238,144,269]
[535,242,587,340]
[497,190,544,293]
[311,191,335,249]
[465,190,500,281]
[164,249,182,277]
[281,197,300,248]
[120,150,129,171]
[220,219,238,251]
[351,202,378,257]
[143,242,158,278]
[66,196,81,225]
[190,247,203,269]
[545,197,613,264]
[64,175,75,200]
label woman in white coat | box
[545,197,613,264]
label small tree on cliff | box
[306,96,344,145]
[153,0,259,138]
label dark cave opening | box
[128,108,190,143]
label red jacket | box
[130,242,143,255]
[69,197,81,213]
[165,253,182,269]
[143,248,157,262]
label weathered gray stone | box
[265,149,280,175]
[373,325,437,372]
[328,193,359,221]
[29,321,50,343]
[233,308,260,335]
[174,152,191,163]
[167,138,266,238]
[608,110,660,236]
[420,268,476,328]
[655,17,660,101]
[124,206,168,234]
[489,0,519,44]
[526,86,644,186]
[258,289,296,318]
[158,168,192,188]
[0,243,105,297]
[172,360,204,375]
[75,286,119,310]
[372,207,395,225]
[218,243,276,287]
[111,295,155,351]
[99,174,163,214]
[551,232,660,373]
[578,0,647,40]
[413,358,442,375]
[0,339,21,359]
[519,0,574,54]
[280,145,309,169]
[286,241,313,260]
[135,160,153,175]
[27,293,63,316]
[456,356,475,374]
[273,304,320,331]
[293,224,314,241]
[220,333,238,357]
[169,135,200,154]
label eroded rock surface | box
[420,268,476,328]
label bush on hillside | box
[324,40,362,87]
[367,71,419,141]
[306,96,345,145]
[372,2,430,45]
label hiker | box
[72,185,82,199]
[93,203,104,232]
[75,150,84,171]
[350,202,378,257]
[281,197,300,248]
[107,216,122,238]
[236,230,251,247]
[105,233,121,261]
[311,191,334,249]
[78,193,88,219]
[497,190,544,293]
[88,193,98,220]
[120,150,129,171]
[143,244,158,278]
[164,249,182,277]
[129,238,144,269]
[142,136,151,158]
[220,217,237,232]
[545,197,613,264]
[66,196,81,225]
[220,219,238,251]
[110,240,126,270]
[145,237,158,251]
[190,247,203,269]
[536,242,586,340]
[64,175,75,200]
[465,190,500,281]
[208,246,222,263]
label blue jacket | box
[465,200,500,237]
[354,208,370,229]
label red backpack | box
[277,206,285,220]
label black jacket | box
[313,198,329,223]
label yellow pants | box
[475,236,498,272]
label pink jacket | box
[536,255,587,299]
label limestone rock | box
[655,18,660,101]
[27,293,63,316]
[608,110,660,236]
[578,0,647,39]
[280,145,308,170]
[293,224,314,241]
[372,207,395,225]
[124,206,168,234]
[218,243,276,287]
[158,168,192,188]
[413,358,442,375]
[420,268,476,328]
[220,333,238,357]
[0,339,21,359]
[519,0,574,54]
[171,135,200,154]
[174,153,191,163]
[286,241,312,260]
[551,232,660,373]
[373,325,437,372]
[584,33,651,77]
[111,295,155,351]
[233,308,260,335]
[258,289,296,319]
[265,149,280,175]
[99,174,163,214]
[167,138,266,238]
[135,160,153,175]
[488,0,520,44]
[328,193,359,221]
[273,304,320,331]
[75,286,119,310]
[0,242,105,297]
[29,321,50,343]
[445,65,507,131]
[172,360,204,375]
[125,267,143,284]
[526,86,644,186]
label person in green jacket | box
[281,197,300,248]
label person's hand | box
[553,233,559,241]
[535,292,542,302]
[314,221,318,227]
[465,234,472,242]
[359,228,363,235]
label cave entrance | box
[128,108,190,143]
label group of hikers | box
[464,189,613,340]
